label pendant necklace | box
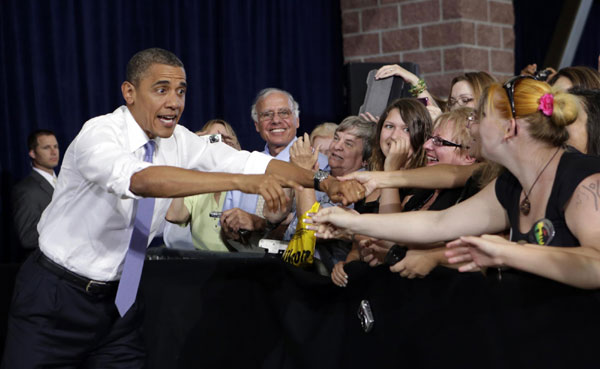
[520,147,561,215]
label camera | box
[208,134,222,143]
[535,69,552,81]
[357,299,375,333]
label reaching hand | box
[263,188,294,224]
[305,206,358,240]
[324,177,366,205]
[390,249,439,279]
[357,236,392,267]
[338,170,385,196]
[445,234,513,272]
[238,174,300,213]
[290,133,319,171]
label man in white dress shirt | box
[2,48,365,368]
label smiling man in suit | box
[12,129,60,257]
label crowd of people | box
[7,45,600,367]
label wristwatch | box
[313,169,329,191]
[384,245,408,266]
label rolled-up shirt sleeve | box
[72,122,151,199]
[181,133,272,175]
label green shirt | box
[183,192,229,251]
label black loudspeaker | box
[344,62,421,116]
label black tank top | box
[495,151,600,246]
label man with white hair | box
[220,88,328,242]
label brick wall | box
[341,0,515,98]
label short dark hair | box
[126,48,184,86]
[28,129,56,151]
[336,116,376,161]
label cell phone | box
[417,97,429,106]
[209,211,222,218]
[208,134,222,143]
[357,299,375,333]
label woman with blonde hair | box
[308,77,600,365]
[164,119,242,251]
[201,118,242,150]
[310,76,600,289]
[309,122,338,157]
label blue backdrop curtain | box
[0,0,345,262]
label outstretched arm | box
[446,173,600,289]
[308,179,508,245]
[340,163,482,196]
[266,158,366,206]
[130,166,299,213]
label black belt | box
[36,252,118,296]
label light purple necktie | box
[115,141,156,317]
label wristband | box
[409,79,427,97]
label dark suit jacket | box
[11,170,54,250]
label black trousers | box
[1,252,145,368]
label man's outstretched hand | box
[321,177,366,205]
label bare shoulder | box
[565,173,600,246]
[569,173,600,212]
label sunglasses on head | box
[502,75,538,118]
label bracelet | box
[409,79,427,96]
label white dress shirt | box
[38,106,272,281]
[222,138,329,240]
[223,138,329,214]
[32,167,57,188]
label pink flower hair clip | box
[538,93,554,116]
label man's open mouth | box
[158,115,177,125]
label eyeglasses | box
[466,111,478,129]
[448,95,474,108]
[258,109,293,122]
[502,75,537,118]
[428,135,467,149]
